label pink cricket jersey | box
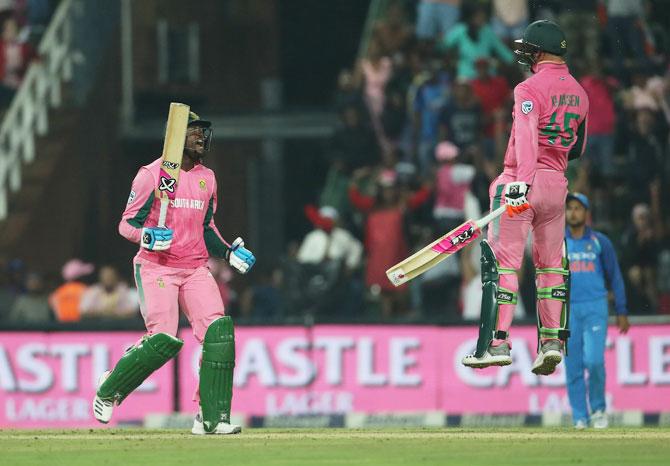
[119,158,228,269]
[502,62,590,185]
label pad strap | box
[496,288,517,305]
[539,327,571,340]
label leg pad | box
[97,333,183,404]
[200,316,235,433]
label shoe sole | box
[462,356,512,369]
[192,426,242,435]
[531,352,562,375]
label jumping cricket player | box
[92,110,256,434]
[462,20,589,375]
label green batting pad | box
[97,333,183,404]
[475,241,500,358]
[200,316,235,433]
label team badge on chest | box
[199,179,207,191]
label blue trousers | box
[564,299,608,424]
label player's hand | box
[226,237,256,274]
[504,181,531,217]
[141,227,174,251]
[617,315,630,334]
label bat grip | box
[158,197,168,228]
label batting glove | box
[141,227,174,251]
[226,237,256,274]
[504,181,531,217]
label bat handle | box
[475,205,507,230]
[158,197,168,228]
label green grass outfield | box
[2,428,670,466]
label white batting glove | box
[504,181,531,217]
[226,237,256,274]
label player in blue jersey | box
[564,193,630,429]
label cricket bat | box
[157,102,190,228]
[386,205,507,287]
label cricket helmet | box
[187,111,212,152]
[514,20,567,66]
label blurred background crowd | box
[1,0,670,328]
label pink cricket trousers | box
[487,170,568,345]
[133,256,225,343]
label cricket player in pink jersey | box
[92,111,256,434]
[462,20,589,375]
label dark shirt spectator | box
[8,272,51,323]
[439,80,482,150]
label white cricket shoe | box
[531,340,563,375]
[574,419,588,430]
[462,342,512,369]
[93,370,114,424]
[192,410,241,435]
[591,410,609,429]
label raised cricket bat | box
[386,205,507,287]
[157,102,190,228]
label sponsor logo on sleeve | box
[127,190,136,204]
[521,100,533,115]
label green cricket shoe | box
[462,342,512,369]
[191,409,241,435]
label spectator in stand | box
[557,0,600,66]
[432,140,474,232]
[606,0,648,75]
[79,265,138,319]
[0,15,36,107]
[0,258,25,319]
[298,205,364,317]
[49,258,93,322]
[239,265,283,322]
[470,57,511,159]
[439,4,514,81]
[580,60,619,179]
[349,167,431,319]
[334,69,364,114]
[8,272,51,323]
[355,37,393,120]
[626,108,664,202]
[491,0,529,44]
[373,1,413,57]
[621,203,658,314]
[411,60,451,175]
[415,0,461,42]
[439,79,482,153]
[329,105,379,171]
[299,206,363,273]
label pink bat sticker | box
[158,168,178,200]
[431,222,480,254]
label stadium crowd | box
[1,0,670,327]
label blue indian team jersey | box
[565,227,628,315]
